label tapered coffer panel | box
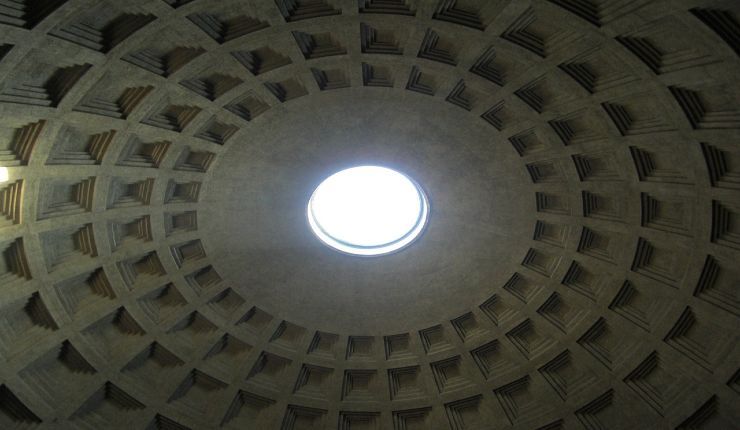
[359,0,415,16]
[49,6,155,53]
[123,45,205,77]
[0,237,31,282]
[187,11,268,44]
[311,67,350,91]
[276,0,340,22]
[233,47,292,76]
[0,61,91,107]
[0,120,45,166]
[181,74,241,102]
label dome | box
[0,0,738,429]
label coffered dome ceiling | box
[0,0,738,429]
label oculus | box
[307,166,429,256]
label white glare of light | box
[307,166,428,256]
[0,167,8,183]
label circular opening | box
[307,166,429,256]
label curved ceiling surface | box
[0,0,738,429]
[204,91,531,334]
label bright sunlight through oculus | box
[307,166,429,256]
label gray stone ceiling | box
[0,0,738,429]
